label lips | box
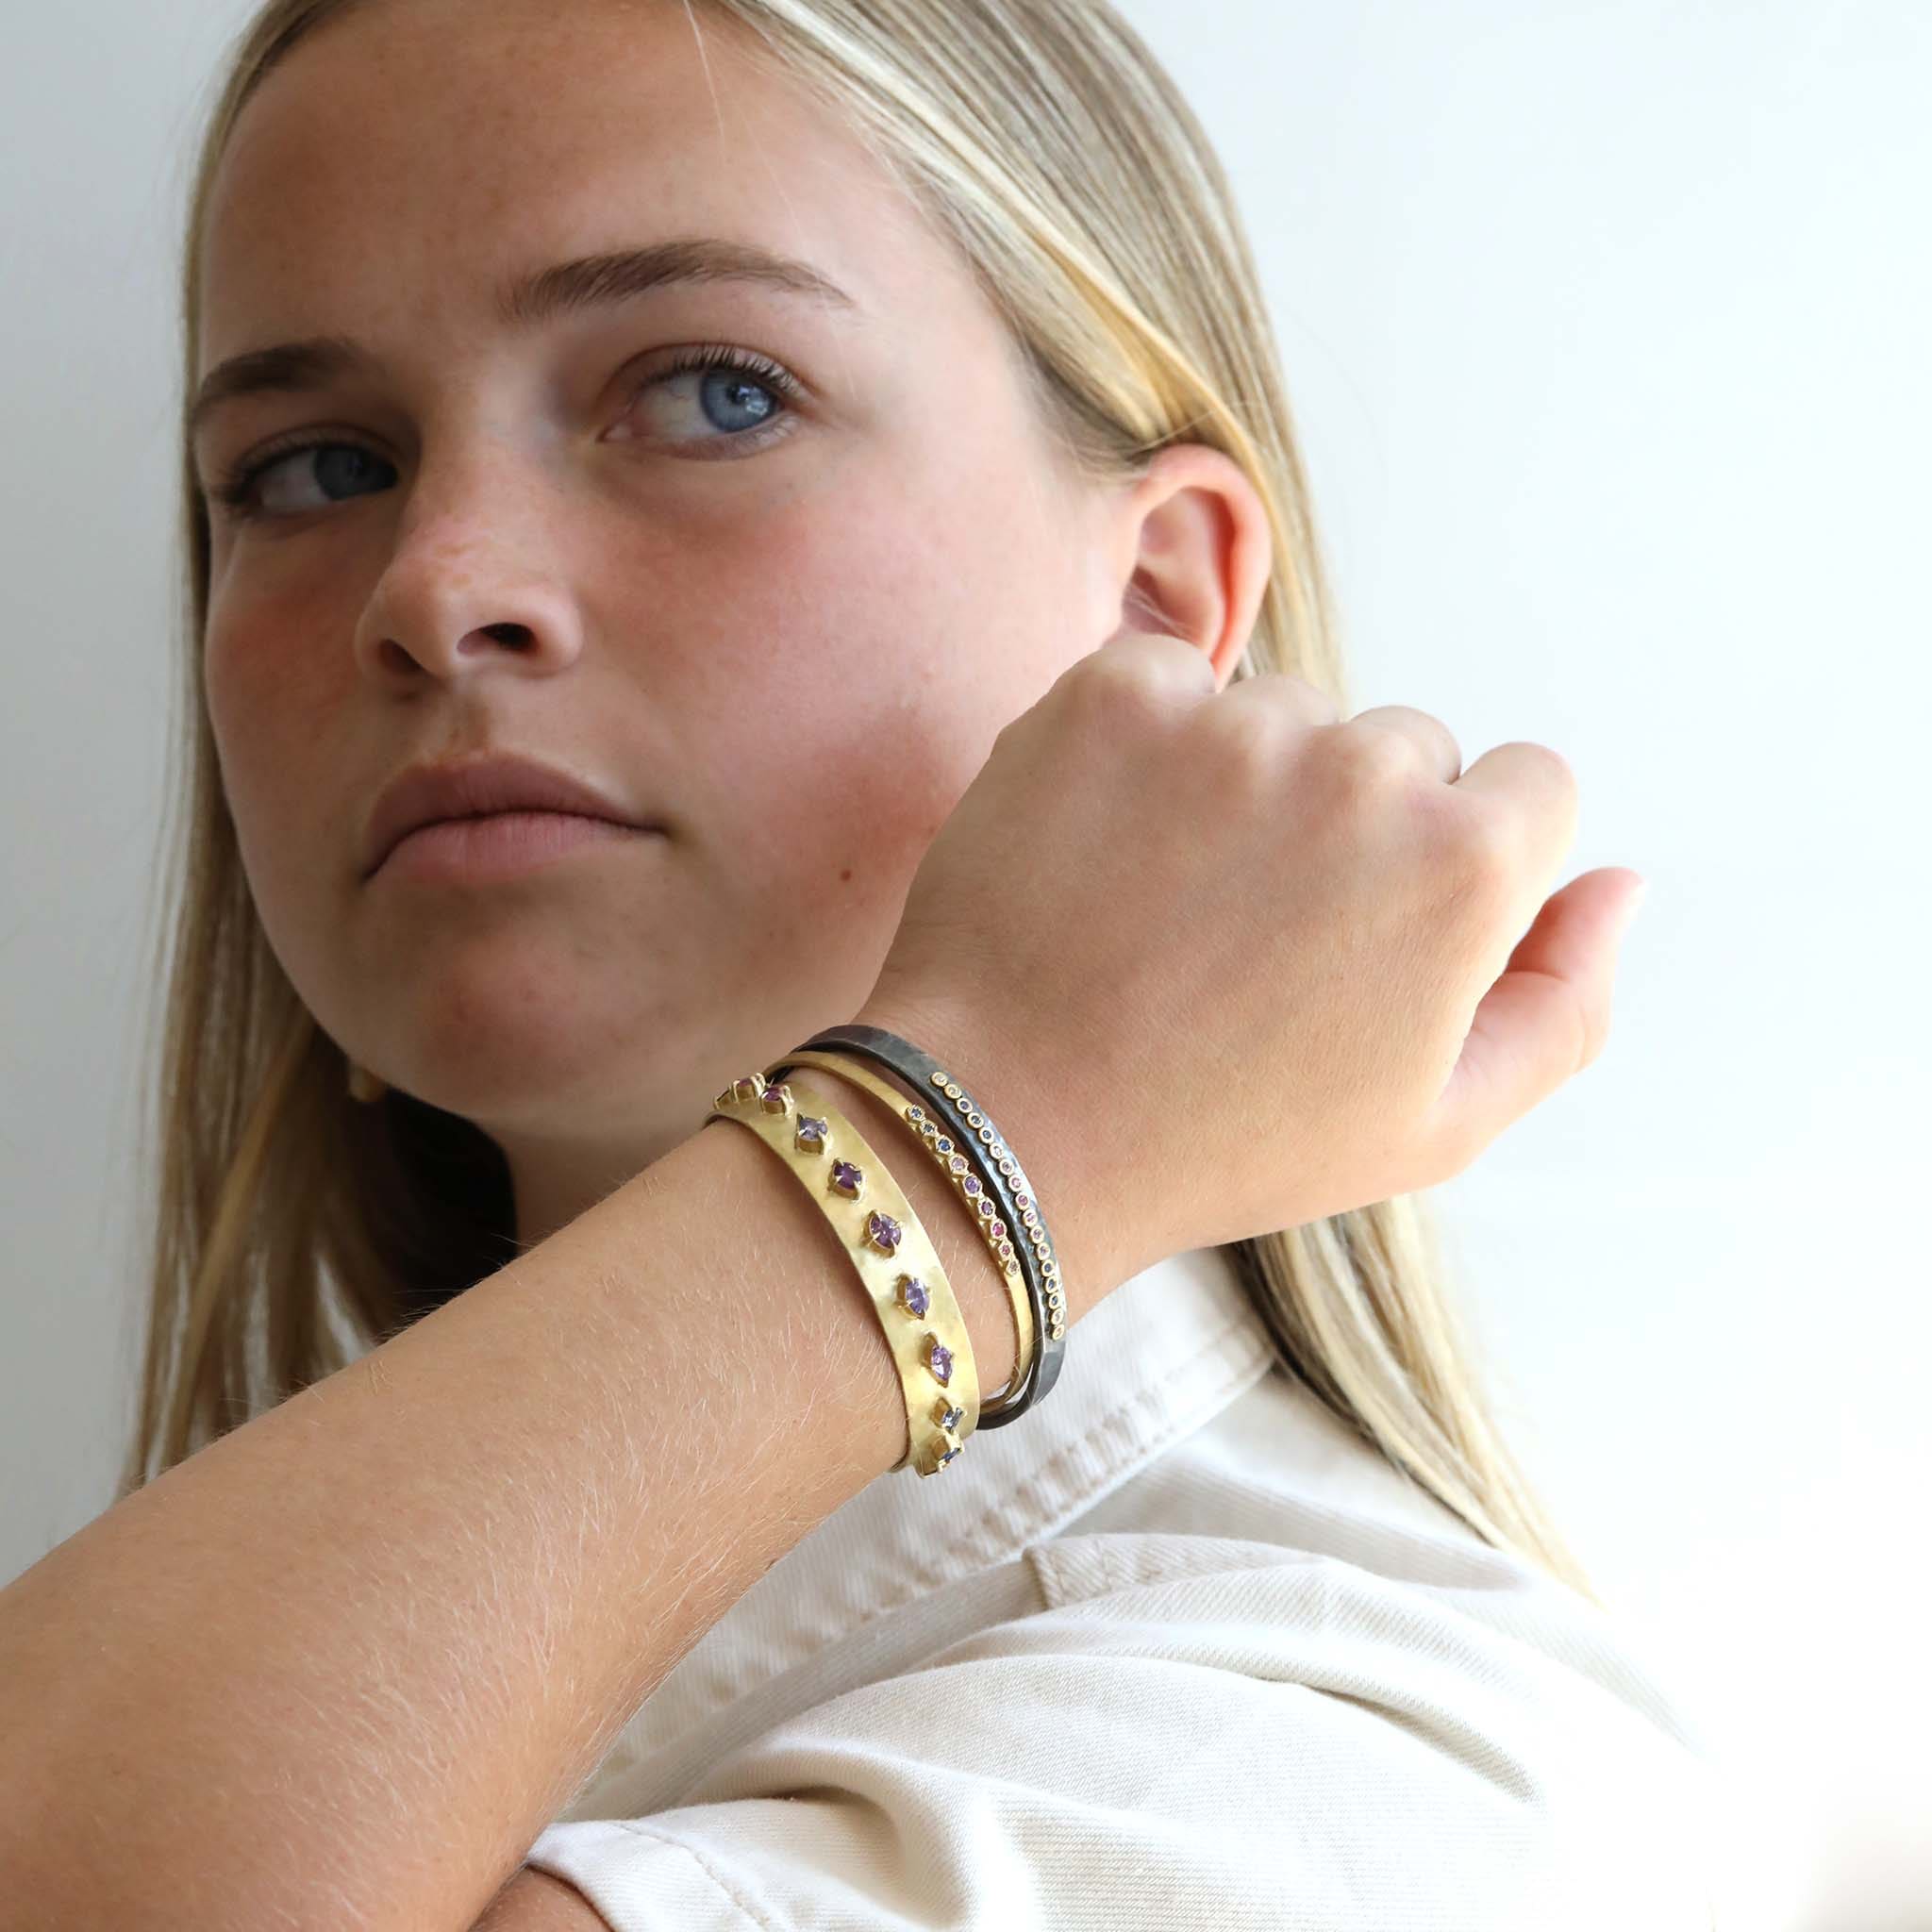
[362,752,651,879]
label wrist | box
[850,992,1126,1320]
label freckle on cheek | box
[840,868,854,884]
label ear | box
[1104,443,1274,690]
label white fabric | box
[522,1242,1726,1928]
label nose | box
[353,522,586,685]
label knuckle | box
[1324,720,1417,794]
[1505,738,1577,800]
[1070,635,1198,721]
[1203,691,1279,778]
[1242,666,1345,726]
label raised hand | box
[858,629,1644,1310]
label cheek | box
[704,457,1076,748]
[202,590,351,853]
[205,572,349,724]
[675,495,1028,896]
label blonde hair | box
[122,0,1601,1608]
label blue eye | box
[208,442,391,520]
[205,344,802,522]
[640,344,798,441]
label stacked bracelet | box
[770,1050,1035,1403]
[788,1023,1068,1428]
[705,1072,981,1478]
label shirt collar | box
[860,1240,1280,1589]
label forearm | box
[0,1068,1020,1932]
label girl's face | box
[192,0,1174,1244]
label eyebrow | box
[189,238,858,441]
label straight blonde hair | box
[122,0,1602,1608]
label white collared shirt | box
[523,1243,1727,1928]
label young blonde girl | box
[0,2,1719,1926]
[130,0,1596,1595]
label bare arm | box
[472,1866,610,1930]
[0,1062,1034,1932]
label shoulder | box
[523,1370,1724,1929]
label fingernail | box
[1618,878,1650,931]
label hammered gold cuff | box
[770,1048,1035,1410]
[705,1072,980,1478]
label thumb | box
[1433,867,1647,1159]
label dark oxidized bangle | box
[790,1022,1067,1426]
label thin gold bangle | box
[706,1073,980,1477]
[771,1049,1035,1408]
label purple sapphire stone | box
[928,1339,954,1385]
[831,1159,861,1193]
[899,1275,930,1317]
[868,1211,902,1253]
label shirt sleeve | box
[520,1531,1727,1931]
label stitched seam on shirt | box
[603,1824,780,1930]
[623,1324,1274,1798]
[896,1316,1274,1600]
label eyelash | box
[207,343,804,520]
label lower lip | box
[374,811,655,884]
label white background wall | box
[3,4,1925,1926]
